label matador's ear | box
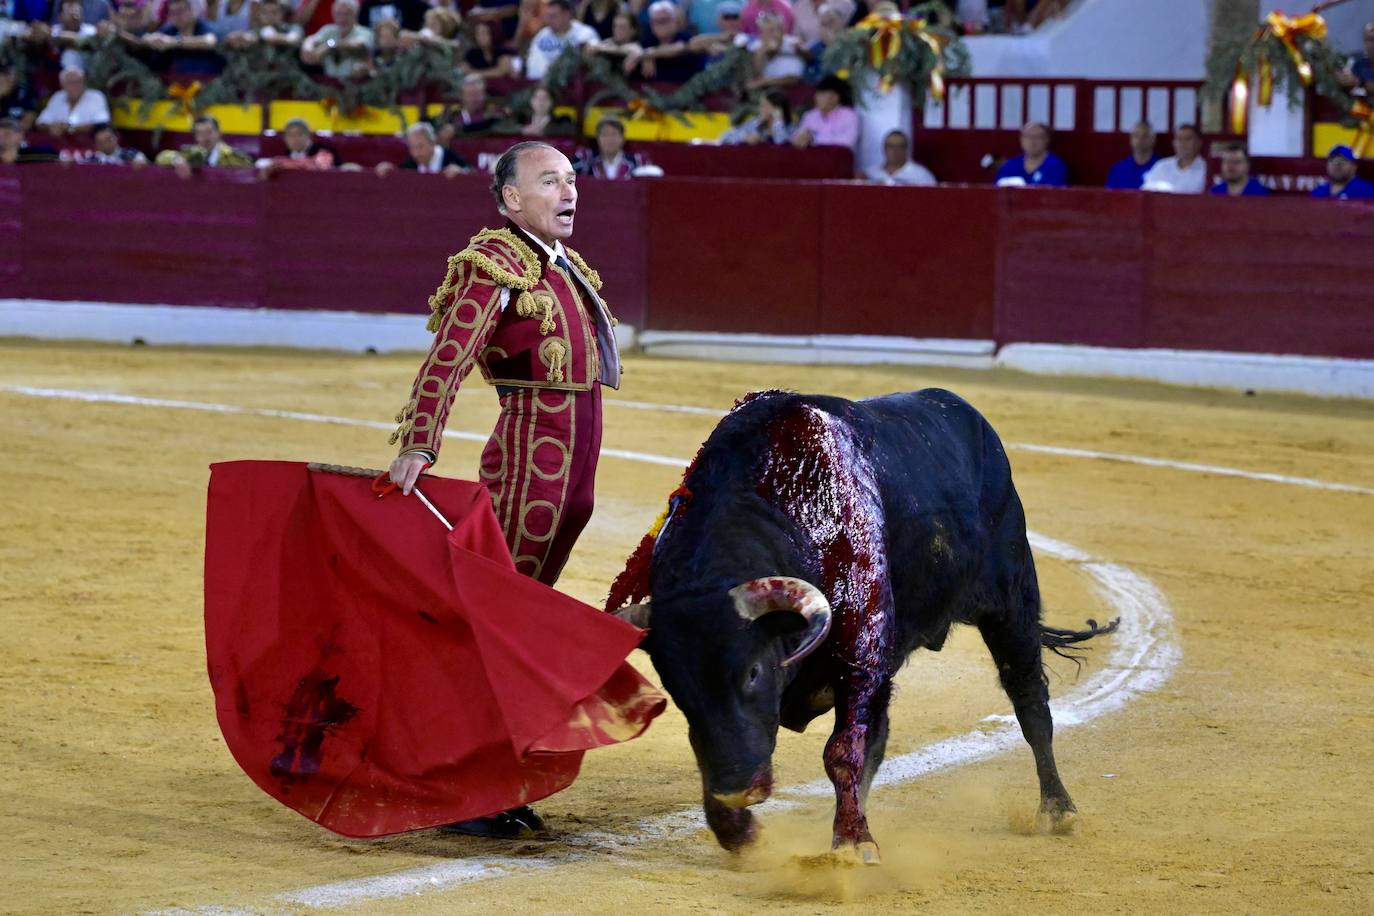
[502,183,520,213]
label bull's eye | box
[745,663,762,689]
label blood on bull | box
[607,388,1116,862]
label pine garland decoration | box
[821,0,969,107]
[1205,4,1355,133]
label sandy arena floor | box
[2,339,1372,915]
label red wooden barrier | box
[7,164,1374,361]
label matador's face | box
[505,146,578,246]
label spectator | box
[82,122,148,165]
[512,0,544,54]
[365,16,401,68]
[1337,22,1374,95]
[375,120,470,176]
[404,6,461,54]
[255,116,337,173]
[1312,145,1374,200]
[1003,0,1067,34]
[47,0,109,25]
[293,0,336,40]
[49,0,98,71]
[720,88,792,144]
[301,0,375,79]
[579,0,616,39]
[576,117,645,178]
[0,65,39,132]
[1209,143,1268,197]
[145,0,222,76]
[791,0,821,42]
[801,0,847,81]
[740,0,793,37]
[958,0,988,34]
[514,84,576,136]
[745,9,803,90]
[97,0,156,44]
[0,116,58,163]
[468,0,519,45]
[626,0,700,82]
[224,0,303,49]
[791,74,859,151]
[865,129,936,185]
[154,114,253,175]
[586,9,642,64]
[687,1,744,64]
[453,73,500,134]
[1142,123,1206,193]
[526,0,598,80]
[202,0,252,39]
[687,0,733,37]
[464,19,517,78]
[359,0,428,31]
[1105,120,1160,190]
[35,66,109,136]
[995,121,1067,186]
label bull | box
[609,389,1115,862]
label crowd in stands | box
[1,1,1371,199]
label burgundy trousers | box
[478,384,602,586]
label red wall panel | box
[818,185,996,340]
[1144,195,1374,359]
[644,179,823,335]
[994,188,1149,348]
[19,167,264,308]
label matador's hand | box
[388,452,430,496]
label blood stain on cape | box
[268,668,360,787]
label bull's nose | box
[711,785,771,808]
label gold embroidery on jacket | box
[540,338,567,382]
[425,229,542,332]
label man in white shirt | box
[1141,123,1207,193]
[524,0,597,80]
[35,67,109,136]
[864,129,937,186]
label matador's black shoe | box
[439,806,546,839]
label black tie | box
[554,254,573,275]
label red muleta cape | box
[204,460,665,838]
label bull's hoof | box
[830,839,882,866]
[1036,798,1079,835]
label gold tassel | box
[515,291,538,318]
[542,340,566,382]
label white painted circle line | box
[4,384,1369,496]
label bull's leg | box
[977,615,1078,833]
[823,676,891,864]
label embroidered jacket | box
[390,225,619,456]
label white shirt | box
[748,34,805,81]
[419,145,446,174]
[36,87,110,129]
[57,23,97,71]
[1141,155,1207,194]
[524,21,598,79]
[865,160,937,187]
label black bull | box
[610,389,1115,862]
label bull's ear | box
[613,601,652,630]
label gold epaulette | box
[426,228,542,332]
[563,246,603,291]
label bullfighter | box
[387,140,622,836]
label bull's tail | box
[1040,617,1120,668]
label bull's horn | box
[613,601,652,630]
[728,577,832,666]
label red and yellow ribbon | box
[167,80,202,114]
[854,10,948,98]
[1350,99,1374,158]
[1228,10,1328,134]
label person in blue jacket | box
[1209,143,1269,196]
[1312,145,1374,199]
[996,121,1068,187]
[1106,120,1161,189]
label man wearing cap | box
[1312,145,1374,200]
